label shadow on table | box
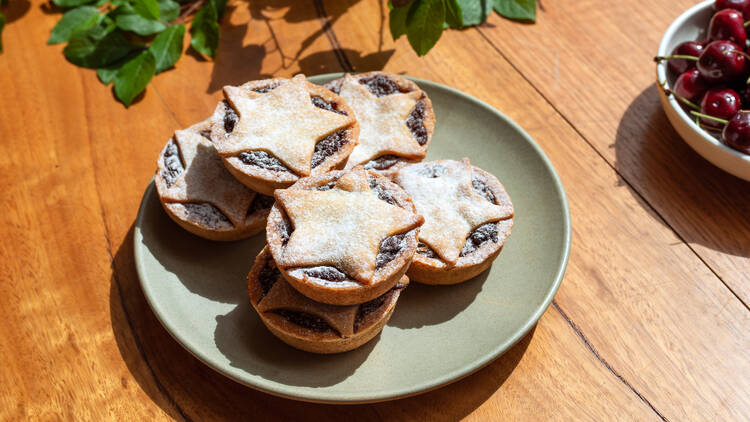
[613,84,750,258]
[202,0,394,93]
[110,218,532,420]
[4,0,30,23]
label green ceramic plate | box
[134,74,571,404]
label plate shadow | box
[388,270,488,329]
[139,184,265,304]
[214,298,376,388]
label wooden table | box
[2,0,749,420]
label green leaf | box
[444,0,463,28]
[0,12,5,53]
[158,0,180,22]
[115,12,166,35]
[190,0,218,58]
[149,24,184,73]
[52,0,96,8]
[406,0,445,56]
[493,0,536,22]
[63,26,134,68]
[114,50,155,107]
[132,0,160,20]
[389,4,408,40]
[48,6,101,44]
[213,0,226,19]
[96,50,140,84]
[457,0,492,26]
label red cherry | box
[714,0,750,12]
[700,88,741,127]
[674,69,708,101]
[722,111,750,153]
[668,41,706,74]
[697,40,747,83]
[709,9,748,46]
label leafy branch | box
[390,0,537,56]
[47,0,225,106]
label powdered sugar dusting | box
[338,74,425,168]
[155,120,257,227]
[274,171,423,284]
[214,76,355,176]
[395,159,513,265]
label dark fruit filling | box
[311,129,349,168]
[417,242,438,258]
[249,194,274,215]
[161,139,184,187]
[406,100,428,145]
[367,174,396,205]
[472,177,497,204]
[222,100,238,134]
[253,83,279,93]
[354,294,388,332]
[417,164,446,178]
[359,74,403,97]
[238,150,290,173]
[303,266,348,282]
[277,214,292,245]
[363,155,401,170]
[257,263,280,300]
[460,223,498,257]
[272,310,334,333]
[183,203,232,228]
[316,180,337,191]
[376,233,406,269]
[198,130,212,140]
[311,96,347,115]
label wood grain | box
[0,0,748,420]
[476,0,750,304]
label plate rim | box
[133,73,572,404]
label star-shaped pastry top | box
[395,159,513,266]
[214,75,355,177]
[338,74,424,168]
[274,168,424,284]
[257,276,358,337]
[157,121,256,227]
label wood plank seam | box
[81,84,191,420]
[314,0,355,72]
[152,86,185,128]
[473,26,750,313]
[553,301,669,422]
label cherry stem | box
[731,50,750,61]
[690,111,729,125]
[745,21,750,27]
[654,54,699,63]
[664,89,700,110]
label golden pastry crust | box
[154,120,273,241]
[266,168,423,305]
[248,247,408,354]
[395,161,514,285]
[325,71,435,173]
[210,75,360,196]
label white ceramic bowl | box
[656,0,750,181]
